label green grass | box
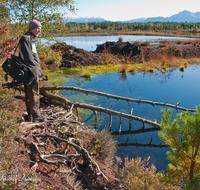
[82,71,91,78]
[48,57,200,78]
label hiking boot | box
[32,115,45,123]
[23,114,32,122]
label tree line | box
[65,21,200,32]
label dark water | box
[51,65,200,171]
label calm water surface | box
[54,35,194,51]
[50,65,200,171]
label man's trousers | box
[24,79,40,118]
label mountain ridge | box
[66,10,200,23]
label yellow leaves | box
[0,0,6,3]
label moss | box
[179,65,185,71]
[184,61,188,68]
[43,56,200,79]
[82,71,91,78]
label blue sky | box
[66,0,200,21]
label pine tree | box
[159,106,200,188]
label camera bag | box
[1,45,33,85]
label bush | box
[179,65,185,71]
[82,71,91,78]
[120,156,179,190]
[159,106,200,187]
[168,46,182,57]
[37,41,62,66]
[184,61,188,68]
[118,37,123,42]
[141,41,150,46]
[0,23,21,59]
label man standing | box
[19,19,44,122]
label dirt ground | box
[45,41,200,68]
[11,91,126,190]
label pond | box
[49,65,200,171]
[53,35,194,51]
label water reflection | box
[59,65,200,171]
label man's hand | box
[34,77,39,82]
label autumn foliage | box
[0,23,21,58]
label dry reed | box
[141,49,145,63]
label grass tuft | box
[184,61,188,68]
[82,71,91,78]
[119,64,128,74]
[118,37,123,42]
[179,65,185,71]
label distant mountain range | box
[66,17,106,23]
[67,10,200,23]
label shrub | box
[184,61,188,68]
[132,41,140,46]
[159,106,200,186]
[168,46,182,57]
[159,40,169,47]
[176,40,182,44]
[37,42,62,66]
[120,64,127,74]
[179,65,185,71]
[0,23,21,59]
[184,41,191,44]
[82,71,91,78]
[120,156,179,189]
[141,41,150,46]
[118,37,123,42]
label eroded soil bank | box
[43,41,200,69]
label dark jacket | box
[19,31,41,78]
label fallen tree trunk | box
[41,86,196,112]
[39,89,160,128]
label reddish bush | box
[0,23,21,58]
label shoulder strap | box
[13,43,20,55]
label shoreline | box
[51,30,200,38]
[42,40,200,75]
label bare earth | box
[42,41,200,68]
[12,91,126,190]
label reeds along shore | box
[100,39,200,74]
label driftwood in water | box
[118,141,169,148]
[111,127,160,136]
[17,86,168,149]
[41,86,196,112]
[39,89,160,128]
